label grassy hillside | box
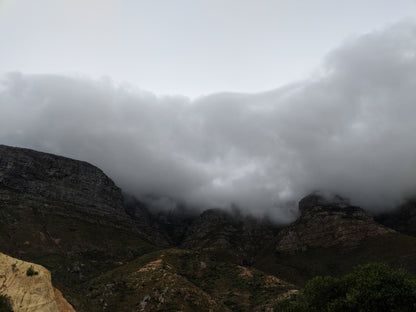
[78,249,296,312]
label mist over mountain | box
[1,21,416,221]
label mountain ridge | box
[1,144,416,311]
[0,145,123,214]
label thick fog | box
[1,22,416,221]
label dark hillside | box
[1,145,416,311]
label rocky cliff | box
[275,193,394,254]
[0,252,75,312]
[0,145,123,214]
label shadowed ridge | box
[0,144,123,214]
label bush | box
[276,263,416,312]
[26,265,38,276]
[0,294,13,312]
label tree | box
[0,294,13,312]
[26,265,38,276]
[276,263,416,312]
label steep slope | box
[0,145,163,309]
[0,252,75,312]
[0,145,122,214]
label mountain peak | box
[298,193,350,214]
[0,144,123,214]
[275,193,394,254]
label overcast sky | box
[1,0,415,97]
[1,1,416,220]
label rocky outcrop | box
[0,252,75,312]
[276,193,394,254]
[0,145,123,214]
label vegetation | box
[276,263,416,312]
[0,294,13,312]
[26,265,38,276]
[75,249,293,312]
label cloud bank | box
[1,22,416,220]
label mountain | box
[255,194,416,286]
[275,193,394,253]
[0,145,161,309]
[81,249,297,312]
[0,145,122,214]
[1,144,416,311]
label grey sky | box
[1,1,416,220]
[1,0,415,97]
[1,21,416,221]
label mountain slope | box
[0,145,163,309]
[275,193,394,253]
[2,144,416,311]
[81,249,297,312]
[0,145,122,214]
[255,194,416,286]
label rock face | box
[0,145,123,214]
[276,193,394,254]
[0,252,75,312]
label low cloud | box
[1,21,416,221]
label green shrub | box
[0,294,13,312]
[276,263,416,312]
[26,265,38,277]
